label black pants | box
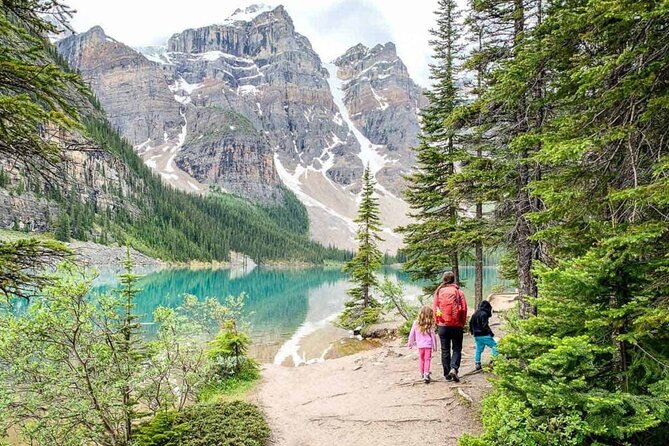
[438,325,463,375]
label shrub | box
[134,401,270,446]
[207,321,257,378]
[338,299,382,331]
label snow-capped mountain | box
[56,4,426,252]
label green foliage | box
[0,256,260,445]
[53,210,71,242]
[378,277,417,322]
[132,411,188,446]
[458,0,669,444]
[145,293,252,412]
[134,401,270,446]
[0,0,84,178]
[207,321,256,378]
[339,300,383,333]
[0,237,70,300]
[260,186,310,236]
[197,366,259,404]
[340,167,383,330]
[0,262,144,446]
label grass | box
[197,368,260,403]
[0,228,53,242]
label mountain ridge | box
[56,4,426,251]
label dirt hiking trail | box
[251,296,513,446]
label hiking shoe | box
[448,368,460,383]
[425,372,431,384]
[445,373,453,381]
[475,363,482,371]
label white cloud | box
[63,0,444,86]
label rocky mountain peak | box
[369,42,397,58]
[227,3,277,22]
[70,25,124,49]
[167,4,295,56]
[334,43,368,67]
[84,25,107,40]
[334,41,401,79]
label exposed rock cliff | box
[58,24,283,202]
[57,26,182,144]
[334,42,427,196]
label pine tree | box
[462,0,669,444]
[116,251,144,443]
[0,0,77,300]
[54,211,71,242]
[399,0,465,290]
[450,0,545,317]
[340,167,383,330]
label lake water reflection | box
[92,265,504,365]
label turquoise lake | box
[92,265,505,365]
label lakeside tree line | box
[404,0,669,444]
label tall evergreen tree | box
[0,0,77,299]
[451,0,545,317]
[340,167,383,330]
[54,211,71,242]
[462,0,669,444]
[400,0,465,289]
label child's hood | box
[478,300,493,316]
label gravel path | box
[253,330,496,445]
[252,295,518,446]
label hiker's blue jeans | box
[474,335,498,364]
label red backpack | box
[434,285,467,327]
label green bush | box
[338,300,382,331]
[207,322,257,378]
[134,401,270,446]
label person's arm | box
[460,290,468,327]
[431,331,438,352]
[483,312,494,337]
[407,321,416,348]
[469,313,474,335]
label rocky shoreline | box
[68,240,164,274]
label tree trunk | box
[475,203,483,308]
[447,135,460,284]
[452,251,460,284]
[512,0,536,319]
[516,159,537,318]
[475,124,484,307]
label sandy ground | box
[252,295,516,446]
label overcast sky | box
[62,0,442,87]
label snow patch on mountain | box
[224,4,274,24]
[169,77,201,95]
[135,45,172,64]
[324,62,389,175]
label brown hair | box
[442,271,455,285]
[416,306,434,334]
[435,271,456,294]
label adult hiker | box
[432,271,468,382]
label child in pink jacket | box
[407,306,438,383]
